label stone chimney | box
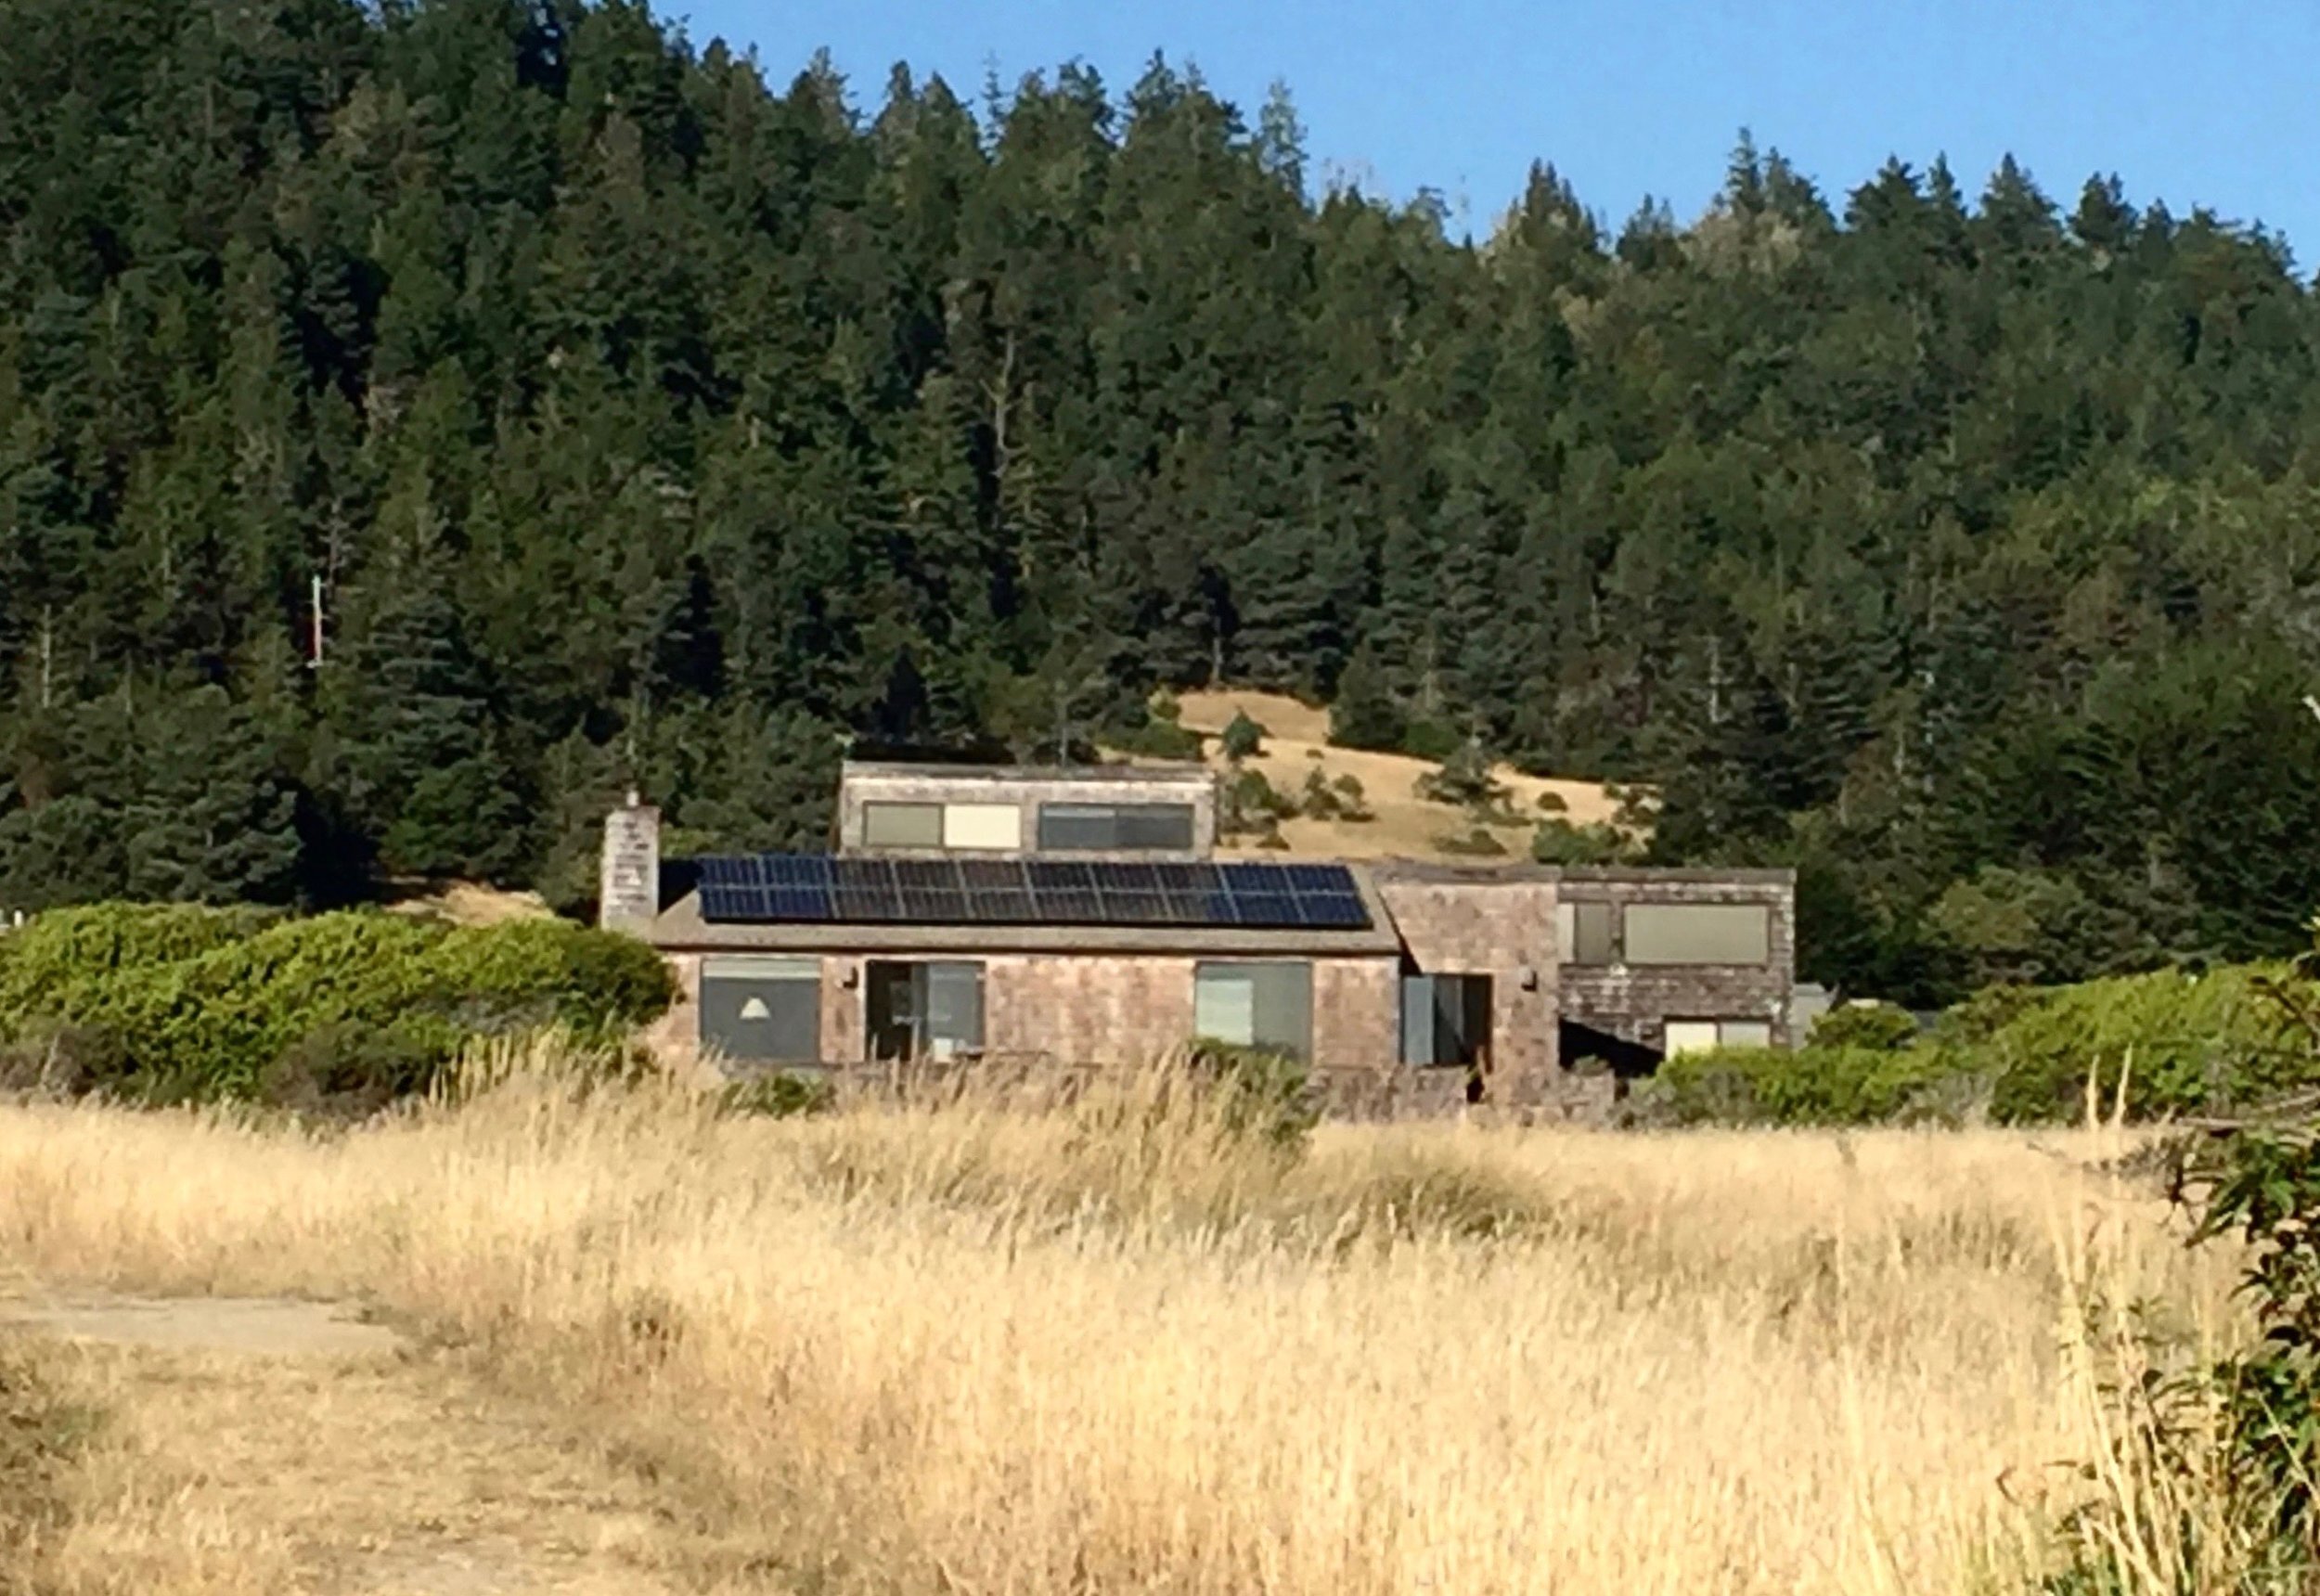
[599,790,661,934]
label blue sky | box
[674,0,2318,267]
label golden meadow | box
[0,1042,2259,1593]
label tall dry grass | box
[0,1040,2249,1594]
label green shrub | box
[256,1023,440,1117]
[1182,1040,1318,1151]
[0,904,675,1105]
[1416,740,1510,816]
[0,903,280,1024]
[1952,964,2308,1124]
[1530,818,1634,865]
[1220,710,1267,763]
[1108,716,1205,761]
[1398,716,1463,763]
[1808,1001,1920,1051]
[1299,766,1348,820]
[427,918,677,1038]
[0,1019,127,1097]
[2047,1124,2320,1590]
[715,1071,837,1119]
[1219,767,1295,836]
[1636,962,2320,1130]
[1641,1043,1988,1127]
[1432,826,1509,856]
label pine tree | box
[125,682,302,904]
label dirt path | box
[1,1290,690,1594]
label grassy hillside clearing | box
[1141,689,1635,860]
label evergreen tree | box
[124,683,303,904]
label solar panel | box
[966,886,1038,920]
[700,856,753,889]
[700,883,769,920]
[1028,859,1094,892]
[767,887,834,919]
[901,888,971,921]
[1227,892,1297,926]
[1219,862,1278,894]
[1034,887,1102,920]
[1169,863,1226,895]
[831,856,905,920]
[690,855,1370,931]
[1295,895,1368,928]
[1101,892,1175,924]
[893,859,960,892]
[765,856,834,888]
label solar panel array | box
[694,856,1370,931]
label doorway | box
[866,961,986,1061]
[1401,972,1494,1100]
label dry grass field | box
[0,1044,2248,1594]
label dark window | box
[1564,900,1617,964]
[699,957,820,1063]
[866,961,986,1061]
[1037,802,1197,853]
[1192,961,1313,1061]
[1399,973,1494,1067]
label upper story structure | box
[836,762,1217,859]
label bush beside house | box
[0,904,674,1109]
[1636,960,2316,1128]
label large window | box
[1555,900,1618,964]
[1624,903,1771,966]
[1192,961,1313,1062]
[1663,1017,1775,1057]
[861,801,1023,852]
[1399,973,1493,1067]
[863,802,944,848]
[866,960,986,1061]
[699,956,821,1063]
[942,803,1023,850]
[1037,802,1197,853]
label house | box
[602,762,1797,1113]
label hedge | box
[0,903,675,1105]
[1946,963,2307,1124]
[1638,963,2319,1128]
[1643,1043,1980,1127]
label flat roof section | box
[843,760,1213,786]
[1370,858,1796,887]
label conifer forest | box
[6,0,2320,1002]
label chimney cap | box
[624,787,643,809]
